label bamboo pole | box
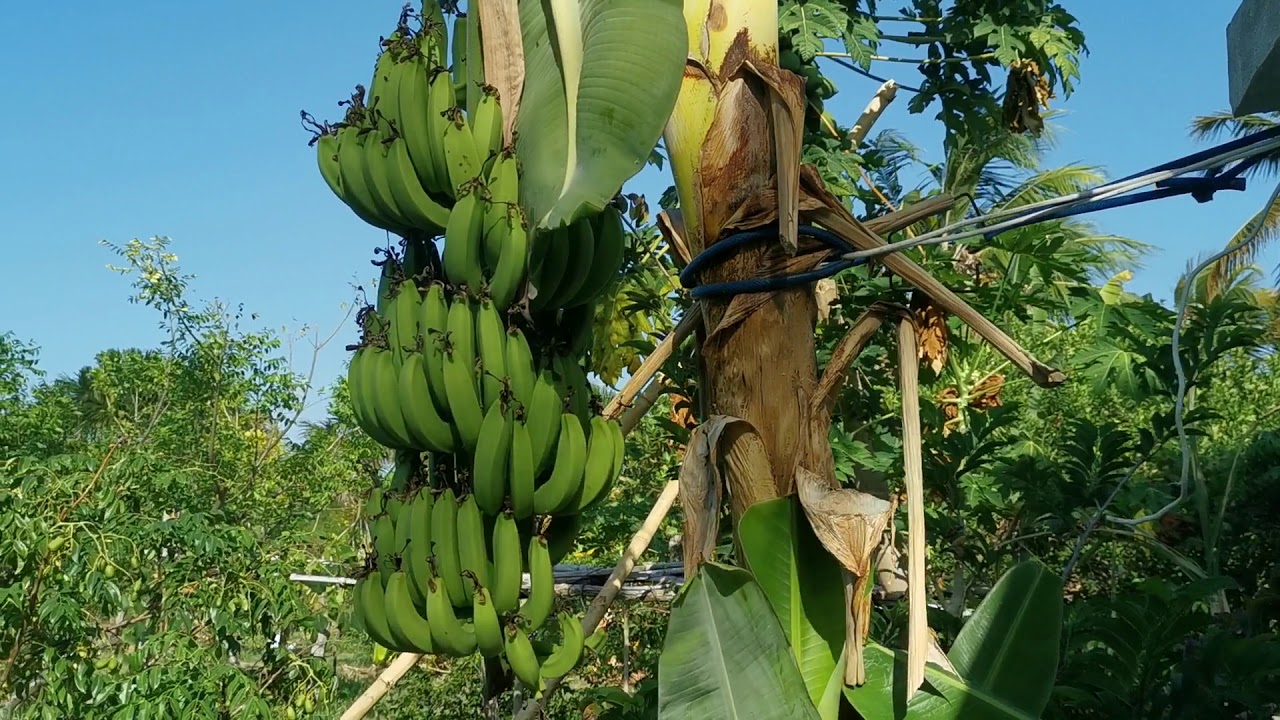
[339,652,419,720]
[602,310,702,420]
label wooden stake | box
[602,311,702,420]
[849,80,898,147]
[339,652,419,720]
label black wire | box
[821,55,924,94]
[680,226,868,299]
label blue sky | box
[3,1,1275,419]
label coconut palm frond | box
[1189,111,1279,141]
[1064,230,1154,278]
[1202,194,1280,299]
[994,165,1109,209]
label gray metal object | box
[1228,0,1280,115]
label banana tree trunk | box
[664,0,831,523]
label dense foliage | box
[4,1,1280,718]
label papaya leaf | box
[515,0,687,230]
[658,563,821,720]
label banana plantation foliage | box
[3,1,1280,718]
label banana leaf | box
[946,560,1062,717]
[738,497,847,719]
[658,562,821,720]
[845,560,1063,719]
[515,0,687,230]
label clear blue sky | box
[3,1,1275,419]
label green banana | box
[504,623,542,690]
[393,497,415,555]
[449,13,468,97]
[489,511,523,615]
[315,131,343,200]
[554,354,593,426]
[389,449,417,490]
[404,489,434,609]
[335,126,401,233]
[544,218,595,310]
[474,298,507,410]
[347,347,398,448]
[417,282,452,413]
[569,416,616,512]
[561,303,596,357]
[504,326,536,410]
[530,225,570,312]
[425,67,455,198]
[456,493,490,595]
[419,0,447,66]
[366,347,415,449]
[442,107,483,196]
[608,419,625,495]
[442,181,486,296]
[518,534,555,631]
[431,487,468,608]
[397,53,451,197]
[566,205,627,308]
[487,208,529,312]
[539,613,585,679]
[383,571,436,653]
[471,85,503,166]
[362,487,386,520]
[545,513,583,565]
[375,260,397,315]
[442,297,484,451]
[361,130,413,230]
[357,575,410,651]
[398,352,457,453]
[367,42,406,130]
[372,514,398,585]
[508,419,536,519]
[464,5,485,116]
[472,586,505,658]
[384,494,406,523]
[391,279,421,366]
[472,399,512,516]
[385,135,451,234]
[533,414,588,516]
[426,575,477,657]
[483,149,519,267]
[526,370,564,477]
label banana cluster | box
[352,453,587,689]
[321,5,634,692]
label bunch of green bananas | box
[321,4,637,694]
[352,450,593,692]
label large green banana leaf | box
[658,562,821,720]
[945,560,1062,717]
[515,0,687,230]
[845,642,1039,720]
[845,560,1063,720]
[738,497,847,719]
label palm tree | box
[1188,111,1280,299]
